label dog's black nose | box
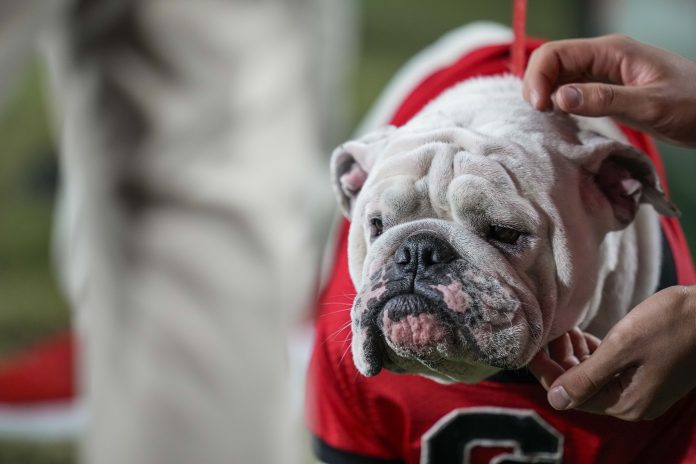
[395,232,456,275]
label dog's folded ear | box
[330,126,395,218]
[594,152,680,226]
[578,133,679,228]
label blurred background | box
[0,1,693,462]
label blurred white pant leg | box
[45,0,324,463]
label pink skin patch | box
[353,279,387,320]
[471,323,494,347]
[432,271,518,326]
[594,158,645,225]
[621,177,642,197]
[433,281,471,313]
[382,312,447,349]
[340,163,368,195]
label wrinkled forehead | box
[363,136,540,229]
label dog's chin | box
[380,295,453,358]
[383,350,502,384]
[354,293,537,382]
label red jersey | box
[307,33,696,464]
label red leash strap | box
[511,0,528,77]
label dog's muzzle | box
[353,228,535,379]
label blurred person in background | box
[0,0,355,462]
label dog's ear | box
[330,126,395,218]
[578,133,679,228]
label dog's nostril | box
[424,246,455,265]
[394,232,456,272]
[395,247,411,265]
[421,246,437,266]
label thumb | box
[546,340,630,411]
[554,83,642,119]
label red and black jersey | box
[307,36,696,464]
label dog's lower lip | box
[383,293,435,321]
[359,293,436,376]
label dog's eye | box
[369,216,384,240]
[488,225,521,245]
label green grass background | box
[0,1,693,462]
[0,64,70,356]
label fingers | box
[553,83,649,120]
[584,332,601,353]
[522,42,562,110]
[529,327,596,390]
[522,35,628,111]
[528,350,565,391]
[522,48,556,110]
[568,327,591,361]
[523,34,696,146]
[547,331,634,411]
[533,325,639,414]
[550,369,629,415]
[548,333,580,369]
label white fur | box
[331,24,671,382]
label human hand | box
[529,285,696,421]
[522,34,696,147]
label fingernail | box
[559,85,582,109]
[530,89,540,109]
[549,386,572,410]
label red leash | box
[511,0,528,77]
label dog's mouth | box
[354,281,538,380]
[380,294,454,356]
[358,292,461,377]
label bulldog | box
[330,75,679,383]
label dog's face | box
[331,77,677,383]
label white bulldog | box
[331,74,678,383]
